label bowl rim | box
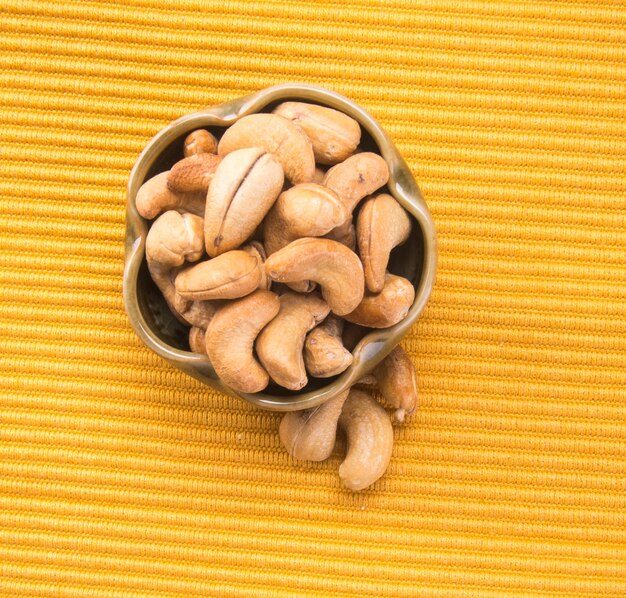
[123,83,437,411]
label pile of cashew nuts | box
[136,102,419,490]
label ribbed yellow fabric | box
[1,1,625,596]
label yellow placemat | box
[1,1,625,596]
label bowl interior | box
[125,84,436,410]
[135,108,425,397]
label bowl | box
[123,84,437,412]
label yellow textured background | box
[1,1,625,596]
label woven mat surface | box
[1,1,625,596]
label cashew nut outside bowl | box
[124,84,437,412]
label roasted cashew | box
[338,388,393,491]
[304,314,353,378]
[205,289,280,393]
[204,147,284,257]
[167,153,222,194]
[265,238,364,316]
[344,273,415,328]
[256,292,330,390]
[183,129,218,157]
[145,211,204,268]
[263,183,348,256]
[135,172,205,220]
[272,101,361,165]
[357,193,411,293]
[218,113,315,184]
[372,345,418,423]
[188,326,206,354]
[175,248,264,301]
[322,152,389,214]
[279,389,349,461]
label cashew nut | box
[183,129,218,157]
[265,238,364,316]
[344,273,415,328]
[322,152,389,214]
[263,183,348,256]
[135,172,205,220]
[217,113,315,184]
[372,345,418,423]
[145,210,204,268]
[304,314,353,378]
[167,153,222,194]
[204,147,284,257]
[205,289,280,393]
[312,166,327,184]
[357,193,411,293]
[338,389,393,491]
[324,219,356,251]
[279,389,349,461]
[188,326,206,354]
[256,292,330,390]
[272,101,361,165]
[175,248,264,301]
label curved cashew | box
[135,172,205,220]
[175,248,264,301]
[167,153,222,194]
[357,193,412,293]
[218,113,315,184]
[279,389,349,461]
[322,152,389,214]
[304,314,353,378]
[344,273,415,328]
[205,289,280,393]
[265,238,364,316]
[272,101,361,165]
[263,183,348,256]
[188,326,206,354]
[338,389,393,491]
[372,345,418,424]
[183,129,218,157]
[205,147,284,257]
[256,292,330,390]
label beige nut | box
[243,241,271,290]
[323,152,389,214]
[344,273,415,328]
[373,345,418,424]
[357,193,412,293]
[205,289,280,394]
[272,101,361,165]
[324,219,356,251]
[135,172,205,220]
[304,314,353,378]
[263,183,348,256]
[175,249,263,301]
[167,153,222,194]
[265,238,364,316]
[181,300,219,329]
[279,389,350,461]
[183,129,218,157]
[338,388,393,491]
[188,326,207,354]
[145,210,204,268]
[256,292,330,390]
[218,113,315,184]
[312,166,327,184]
[204,147,284,257]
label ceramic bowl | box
[123,84,437,411]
